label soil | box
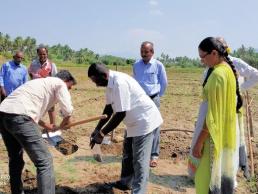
[0,67,257,193]
[55,139,79,155]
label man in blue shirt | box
[133,41,167,168]
[0,51,28,102]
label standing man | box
[217,37,258,179]
[88,63,163,194]
[216,37,258,91]
[28,45,57,79]
[0,51,28,102]
[28,45,58,130]
[133,41,168,167]
[0,70,76,194]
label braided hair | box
[199,37,243,112]
[202,68,214,88]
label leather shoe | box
[104,181,131,191]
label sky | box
[1,0,258,59]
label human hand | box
[91,128,100,138]
[89,132,104,149]
[45,124,59,132]
[192,141,204,158]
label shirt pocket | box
[144,71,157,84]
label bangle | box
[99,130,105,137]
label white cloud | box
[149,0,158,6]
[128,28,164,41]
[148,0,163,16]
[149,9,164,16]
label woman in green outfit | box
[192,37,243,194]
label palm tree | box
[24,37,37,60]
[13,36,24,51]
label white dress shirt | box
[106,70,163,137]
[229,56,258,91]
[203,56,258,91]
[0,77,73,122]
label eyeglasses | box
[199,52,210,59]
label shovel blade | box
[42,132,78,155]
[92,144,103,162]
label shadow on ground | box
[21,183,114,194]
[149,171,194,192]
[67,155,121,164]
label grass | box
[247,176,258,193]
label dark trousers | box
[120,132,153,194]
[0,112,55,194]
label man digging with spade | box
[0,70,76,194]
[88,63,163,194]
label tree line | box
[0,32,134,66]
[158,46,258,68]
[1,32,258,68]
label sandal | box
[150,159,158,168]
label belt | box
[149,93,158,99]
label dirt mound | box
[99,130,192,161]
[99,130,192,160]
[159,131,192,160]
[55,139,79,155]
[101,142,123,155]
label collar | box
[141,57,155,65]
[12,60,21,66]
[36,58,50,66]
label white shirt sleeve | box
[232,57,258,91]
[106,88,112,105]
[112,82,130,112]
[51,63,58,76]
[56,84,73,117]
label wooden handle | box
[245,92,255,177]
[63,114,107,129]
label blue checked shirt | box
[0,61,28,96]
[133,58,168,96]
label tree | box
[13,36,24,51]
[24,37,37,60]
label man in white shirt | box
[0,70,76,194]
[217,37,258,178]
[88,63,163,194]
[216,37,258,91]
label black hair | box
[141,41,154,52]
[88,63,108,77]
[202,68,214,88]
[55,70,77,85]
[37,44,48,54]
[200,37,243,112]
